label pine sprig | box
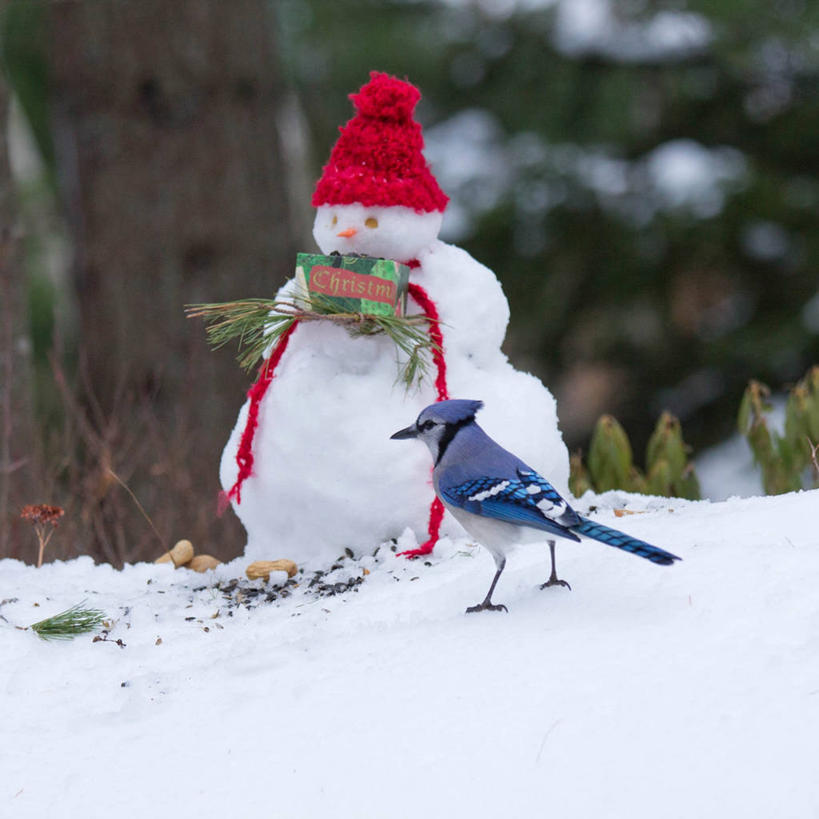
[185,299,297,373]
[30,602,106,641]
[186,294,441,388]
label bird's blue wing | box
[441,468,581,541]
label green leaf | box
[569,452,592,497]
[737,387,752,436]
[588,415,633,492]
[677,464,701,501]
[646,411,687,482]
[784,387,811,472]
[645,457,673,496]
[625,466,648,494]
[802,366,819,442]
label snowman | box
[220,72,569,565]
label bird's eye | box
[365,217,378,229]
[421,420,435,431]
[331,215,338,226]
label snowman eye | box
[331,215,338,226]
[364,217,378,229]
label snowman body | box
[220,204,569,565]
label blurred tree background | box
[1,0,818,563]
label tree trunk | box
[47,0,300,563]
[0,64,36,558]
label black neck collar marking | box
[435,417,476,466]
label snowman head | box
[313,204,443,263]
[311,72,448,264]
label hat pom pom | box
[350,71,421,121]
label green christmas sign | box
[295,253,410,317]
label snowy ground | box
[2,489,819,819]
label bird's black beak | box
[390,424,418,440]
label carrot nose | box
[336,227,357,238]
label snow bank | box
[2,489,818,818]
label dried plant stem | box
[807,437,819,481]
[106,468,166,550]
[35,525,57,568]
[0,238,15,556]
[0,278,11,556]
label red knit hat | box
[312,72,449,213]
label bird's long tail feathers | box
[574,517,680,565]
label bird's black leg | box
[540,540,571,591]
[466,557,508,614]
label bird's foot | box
[540,577,571,591]
[465,601,508,614]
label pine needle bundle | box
[186,291,440,388]
[186,299,294,372]
[30,602,106,641]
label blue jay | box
[391,399,681,613]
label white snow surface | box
[3,488,819,818]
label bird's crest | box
[418,399,483,426]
